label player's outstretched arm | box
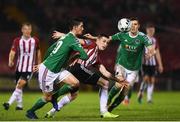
[98,64,129,87]
[84,33,97,40]
[53,30,86,45]
[52,31,65,39]
[99,64,123,82]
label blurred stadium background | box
[0,0,180,121]
[0,0,180,91]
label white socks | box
[16,90,23,108]
[8,88,22,107]
[49,95,71,114]
[124,95,128,100]
[147,83,154,102]
[99,88,108,114]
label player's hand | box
[145,51,154,60]
[121,81,129,88]
[69,60,77,66]
[52,31,64,39]
[158,65,163,73]
[8,61,14,68]
[33,64,40,72]
[84,33,97,40]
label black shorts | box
[67,63,100,85]
[15,71,32,83]
[142,65,156,77]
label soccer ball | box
[118,18,131,32]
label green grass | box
[0,91,180,121]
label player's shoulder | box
[64,33,76,42]
[83,39,96,49]
[138,31,146,36]
[138,31,149,40]
[13,37,21,42]
[32,36,40,42]
[114,32,128,36]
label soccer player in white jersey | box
[137,23,163,103]
[3,22,42,110]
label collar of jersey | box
[21,35,31,40]
[69,31,75,36]
[128,32,138,38]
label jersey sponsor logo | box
[125,44,137,52]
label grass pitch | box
[0,91,180,121]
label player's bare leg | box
[137,75,149,103]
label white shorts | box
[115,64,138,86]
[38,63,71,92]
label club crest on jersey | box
[75,38,80,43]
[134,39,140,44]
[84,39,92,45]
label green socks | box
[28,98,47,112]
[108,85,120,105]
[111,90,125,107]
[53,84,74,100]
[127,86,133,99]
[108,88,126,112]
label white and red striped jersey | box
[75,39,101,69]
[144,36,159,66]
[11,36,40,72]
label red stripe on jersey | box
[16,40,21,71]
[80,40,100,68]
[83,47,96,67]
[21,40,26,72]
[14,36,39,72]
[26,40,31,71]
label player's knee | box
[46,96,52,101]
[70,92,78,101]
[16,80,26,89]
[70,86,79,94]
[115,82,122,89]
[44,94,52,102]
[143,76,149,82]
[103,80,109,89]
[70,79,80,87]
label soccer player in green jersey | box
[107,17,156,111]
[26,18,88,119]
[44,32,128,118]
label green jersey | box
[112,31,152,71]
[43,33,88,73]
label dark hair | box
[130,17,139,23]
[68,18,83,30]
[146,22,155,28]
[97,34,108,38]
[22,22,32,27]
